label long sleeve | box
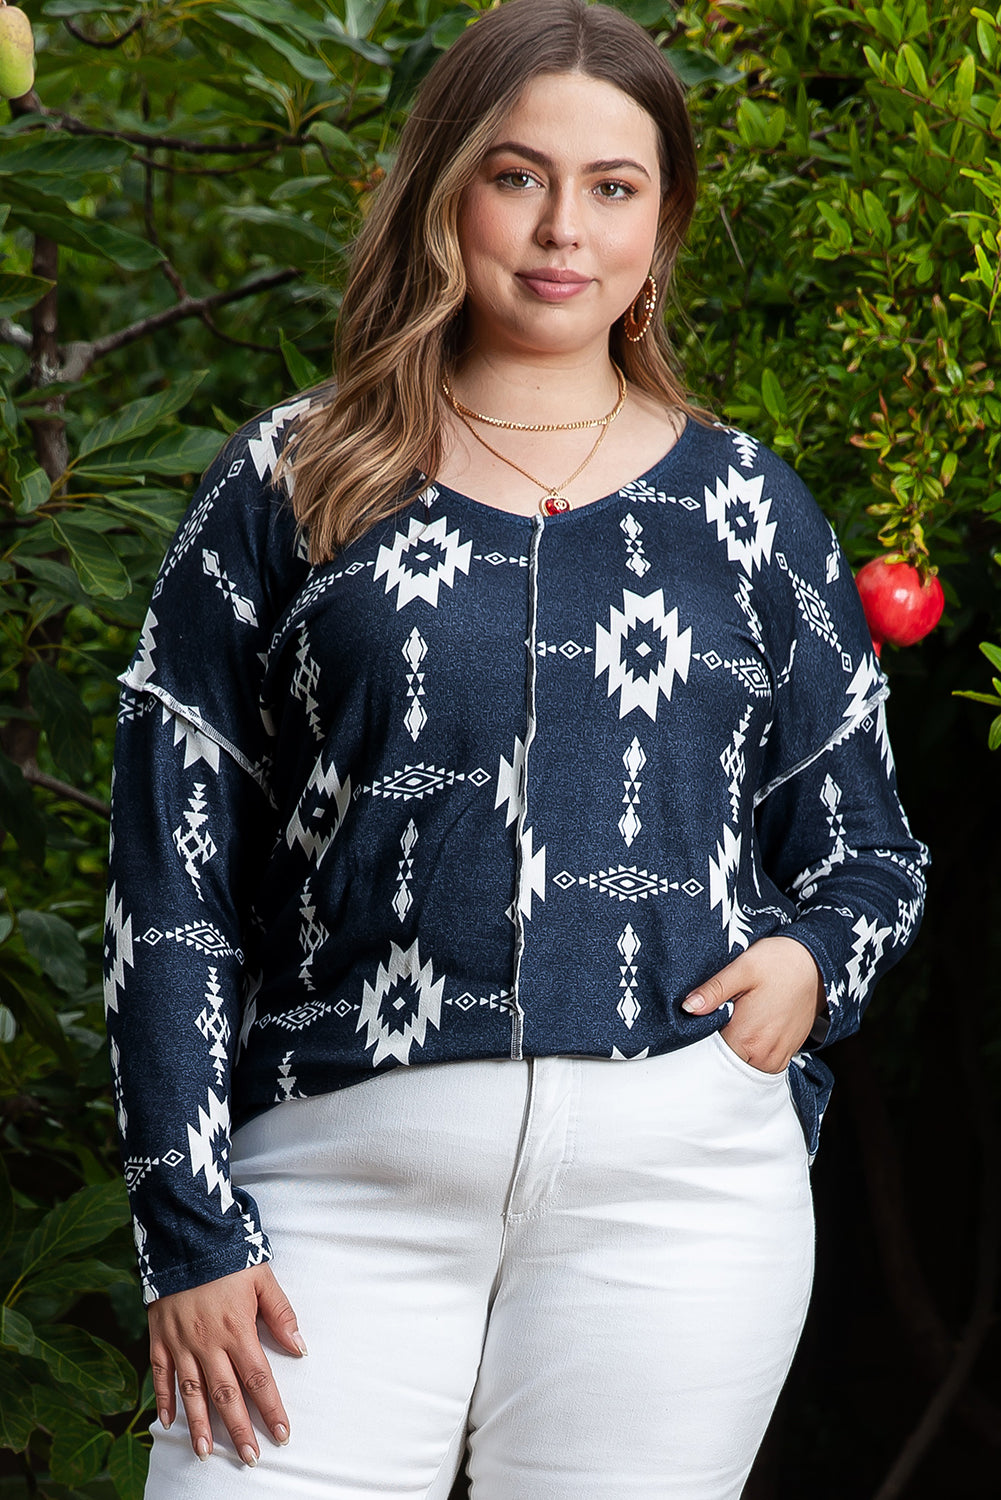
[751,477,928,1049]
[103,403,310,1301]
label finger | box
[149,1337,177,1432]
[206,1356,264,1467]
[232,1341,290,1449]
[174,1361,216,1461]
[257,1269,307,1360]
[682,954,753,1015]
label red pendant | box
[541,494,572,516]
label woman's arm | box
[105,406,311,1460]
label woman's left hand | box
[681,935,827,1074]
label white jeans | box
[144,1036,814,1499]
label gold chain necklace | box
[441,364,628,516]
[441,363,626,433]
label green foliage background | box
[1,1,998,1496]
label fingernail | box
[241,1446,258,1468]
[159,1410,172,1430]
[274,1424,289,1445]
[292,1332,308,1356]
[195,1438,210,1461]
[682,993,704,1014]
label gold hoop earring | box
[623,274,658,342]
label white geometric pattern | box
[495,737,526,827]
[554,864,677,902]
[166,705,221,772]
[291,625,323,741]
[728,428,759,469]
[775,552,839,648]
[357,938,445,1067]
[187,1086,234,1213]
[708,825,753,952]
[595,588,691,720]
[516,825,546,921]
[617,922,642,1028]
[103,880,134,1015]
[152,486,214,598]
[720,706,753,824]
[298,878,328,989]
[393,819,419,921]
[275,1050,298,1102]
[845,912,892,1004]
[286,753,352,865]
[619,479,699,510]
[619,735,646,847]
[620,511,650,577]
[172,783,217,901]
[246,397,311,480]
[195,967,230,1090]
[373,515,472,610]
[202,548,259,626]
[402,628,428,742]
[358,762,489,801]
[705,467,776,576]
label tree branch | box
[19,762,110,819]
[63,15,143,49]
[0,319,32,351]
[60,269,299,381]
[48,108,309,157]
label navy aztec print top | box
[104,400,928,1302]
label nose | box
[535,182,582,249]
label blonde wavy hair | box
[282,0,701,562]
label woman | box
[104,2,928,1496]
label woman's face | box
[457,71,663,362]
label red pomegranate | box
[854,557,945,657]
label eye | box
[496,168,541,190]
[594,179,636,201]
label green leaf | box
[19,556,94,610]
[979,641,1001,672]
[0,134,130,178]
[0,750,46,866]
[6,208,164,272]
[15,464,51,514]
[0,272,53,319]
[0,1360,35,1451]
[0,1305,35,1356]
[48,515,134,599]
[761,368,788,422]
[18,908,88,996]
[280,331,324,392]
[20,1181,130,1281]
[20,1257,135,1310]
[109,1431,150,1500]
[899,42,927,92]
[78,372,207,459]
[49,1410,113,1487]
[42,0,132,13]
[216,10,333,80]
[100,488,187,533]
[0,971,72,1065]
[27,662,93,783]
[862,189,893,248]
[30,1324,128,1405]
[955,51,977,101]
[74,425,225,478]
[990,714,1001,751]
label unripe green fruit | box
[0,5,35,101]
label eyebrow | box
[484,141,653,181]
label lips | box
[517,268,593,301]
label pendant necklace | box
[441,364,627,517]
